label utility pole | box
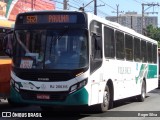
[79,0,104,15]
[79,1,93,12]
[116,4,119,23]
[31,0,34,11]
[142,3,160,35]
[94,0,97,15]
[131,16,133,29]
[63,0,68,10]
[112,4,123,23]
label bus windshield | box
[13,29,88,70]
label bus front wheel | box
[95,85,113,112]
[7,98,28,107]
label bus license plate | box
[37,94,50,100]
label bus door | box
[90,21,103,104]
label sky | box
[54,0,160,26]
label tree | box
[146,25,160,47]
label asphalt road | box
[0,88,160,120]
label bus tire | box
[95,85,112,112]
[7,98,17,106]
[7,98,28,107]
[40,106,55,111]
[137,80,146,102]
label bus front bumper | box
[10,86,89,106]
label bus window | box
[141,40,147,62]
[134,37,141,62]
[153,45,157,63]
[14,29,88,70]
[3,33,13,57]
[90,21,102,74]
[91,34,102,59]
[104,26,115,58]
[0,37,4,56]
[0,28,7,56]
[147,42,152,63]
[115,31,124,59]
[125,34,133,61]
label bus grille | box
[17,72,73,81]
[20,90,68,101]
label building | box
[0,1,6,17]
[0,0,56,21]
[106,12,158,34]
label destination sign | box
[23,14,77,24]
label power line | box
[112,4,123,23]
[98,9,110,16]
[133,0,148,4]
[52,0,64,5]
[70,0,81,8]
[68,3,79,9]
[133,0,142,4]
[52,0,109,17]
[142,3,160,34]
[72,0,83,6]
[99,0,116,11]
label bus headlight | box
[69,78,88,93]
[78,80,87,89]
[70,84,78,93]
[11,78,20,92]
[10,78,15,86]
[15,82,19,89]
[14,82,20,92]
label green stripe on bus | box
[136,64,157,84]
[147,65,157,79]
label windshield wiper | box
[49,29,69,56]
[15,32,30,53]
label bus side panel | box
[89,68,103,105]
[103,59,125,101]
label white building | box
[106,12,158,34]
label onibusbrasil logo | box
[2,112,42,118]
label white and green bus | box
[9,11,158,112]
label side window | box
[104,26,115,58]
[0,38,3,56]
[141,40,147,62]
[1,33,13,57]
[125,34,133,60]
[134,37,141,62]
[0,30,6,56]
[147,42,152,63]
[92,34,102,59]
[153,44,157,63]
[115,31,124,59]
[90,21,102,74]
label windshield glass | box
[13,29,88,70]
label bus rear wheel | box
[137,80,146,102]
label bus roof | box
[0,19,15,28]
